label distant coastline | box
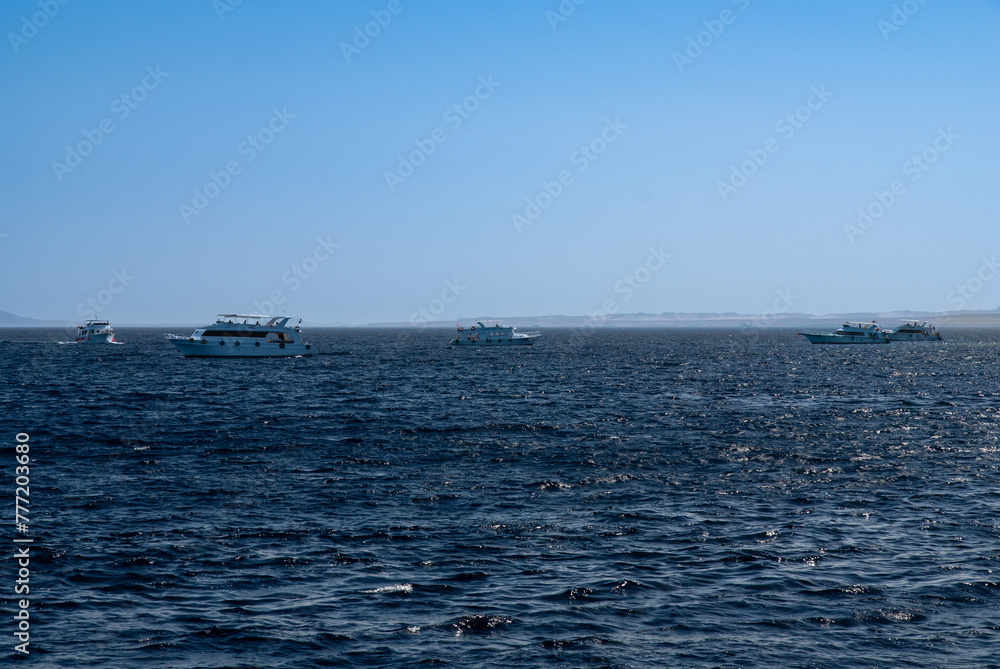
[361,310,1000,329]
[8,309,1000,329]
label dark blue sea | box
[3,327,1000,668]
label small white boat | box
[883,321,943,341]
[451,321,539,346]
[798,321,889,344]
[76,320,117,344]
[164,314,318,358]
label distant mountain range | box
[0,311,69,327]
[5,309,1000,328]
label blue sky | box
[2,0,999,324]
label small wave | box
[546,587,596,601]
[805,616,854,627]
[805,584,881,597]
[447,571,489,582]
[526,480,572,490]
[362,583,413,594]
[857,608,925,624]
[541,636,622,649]
[452,614,513,634]
[725,550,780,564]
[609,579,647,592]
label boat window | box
[202,330,269,338]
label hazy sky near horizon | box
[2,0,999,324]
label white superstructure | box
[884,321,943,341]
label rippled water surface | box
[3,327,1000,667]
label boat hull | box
[77,333,116,344]
[168,338,317,357]
[451,336,537,346]
[799,333,887,344]
[884,333,943,341]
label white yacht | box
[76,320,118,344]
[451,321,540,346]
[798,321,889,344]
[164,314,318,358]
[884,321,943,341]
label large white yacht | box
[76,320,118,344]
[798,321,889,344]
[164,314,318,358]
[451,321,540,346]
[884,321,943,341]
